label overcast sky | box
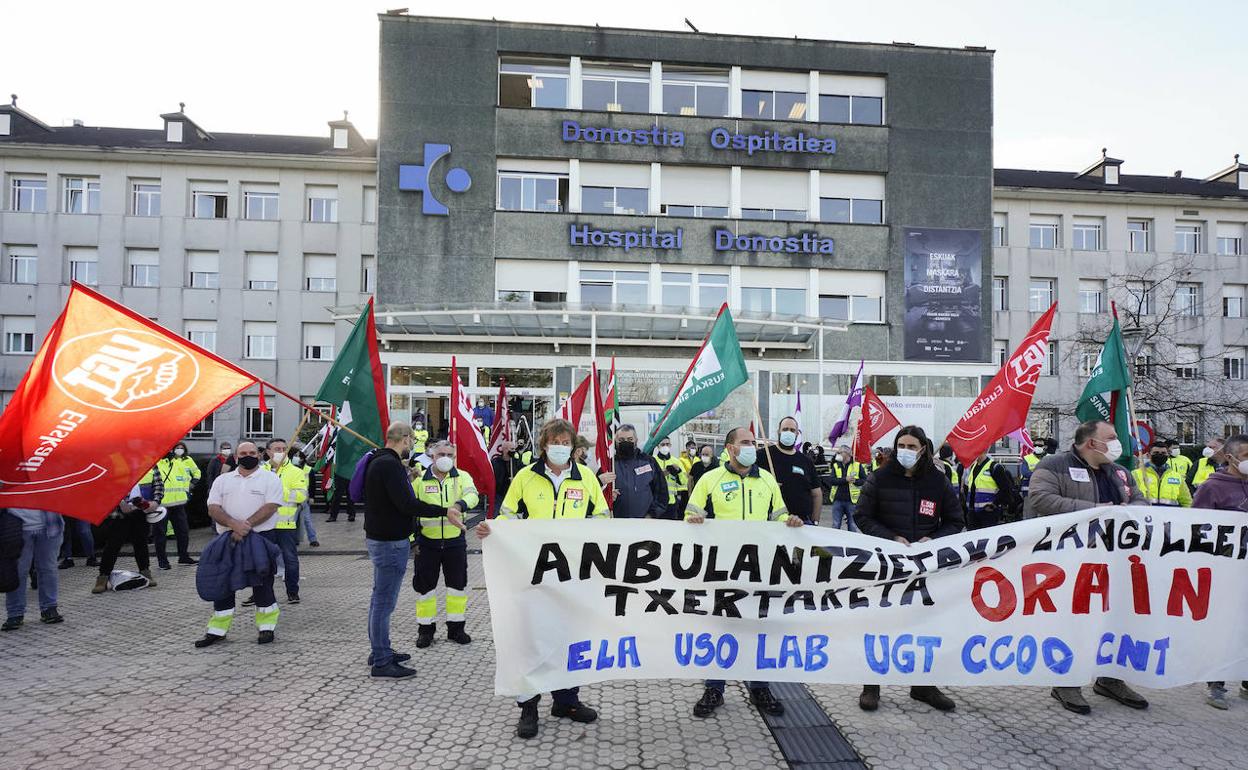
[4,0,1244,176]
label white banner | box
[483,507,1248,696]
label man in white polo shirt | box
[194,441,286,648]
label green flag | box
[314,299,390,477]
[643,304,748,453]
[1075,314,1135,468]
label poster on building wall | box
[903,227,983,362]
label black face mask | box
[238,455,260,470]
[616,441,636,458]
[1150,454,1167,466]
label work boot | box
[258,630,275,644]
[1,617,22,631]
[859,685,880,712]
[58,558,74,569]
[693,687,724,718]
[516,696,540,739]
[415,623,436,649]
[1208,684,1229,710]
[140,569,157,588]
[194,634,224,649]
[446,621,472,645]
[1093,677,1148,710]
[91,575,108,594]
[551,700,597,723]
[1051,687,1091,715]
[40,607,64,624]
[750,687,784,716]
[910,686,955,712]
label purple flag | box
[794,390,802,433]
[827,360,865,446]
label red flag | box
[947,303,1057,466]
[589,362,613,508]
[450,357,496,514]
[258,382,269,413]
[0,283,256,523]
[557,373,591,428]
[852,387,900,463]
[487,377,511,458]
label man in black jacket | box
[963,451,1021,528]
[363,422,424,679]
[854,426,964,713]
[610,425,668,519]
[491,441,525,518]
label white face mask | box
[292,456,304,467]
[778,431,798,448]
[658,446,670,456]
[1170,447,1181,457]
[174,448,185,457]
[896,448,920,469]
[1102,440,1123,460]
[1238,459,1248,476]
[546,445,572,466]
[735,445,757,467]
[1202,447,1216,459]
[1034,446,1046,456]
[269,452,285,466]
[701,455,713,465]
[434,456,454,473]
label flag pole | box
[750,378,776,473]
[256,379,380,449]
[285,410,312,455]
[1112,302,1143,461]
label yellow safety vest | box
[655,454,687,503]
[520,450,533,465]
[499,462,608,520]
[965,459,1000,515]
[268,461,309,529]
[156,457,200,506]
[412,468,479,540]
[1169,454,1193,479]
[412,428,429,454]
[686,464,788,522]
[1192,457,1218,487]
[847,462,873,504]
[678,454,695,475]
[1132,464,1191,507]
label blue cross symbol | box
[398,143,472,216]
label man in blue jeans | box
[58,516,96,568]
[3,509,65,630]
[363,423,421,678]
[826,445,857,532]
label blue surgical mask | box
[778,431,797,448]
[546,445,572,466]
[736,445,757,467]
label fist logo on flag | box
[867,401,885,431]
[1005,334,1048,395]
[53,329,199,412]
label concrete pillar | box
[729,166,742,219]
[807,170,820,222]
[807,71,820,122]
[729,66,742,118]
[569,57,583,110]
[649,163,662,215]
[649,62,663,114]
[568,159,581,213]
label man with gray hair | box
[609,425,668,519]
[1025,419,1148,715]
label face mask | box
[896,448,920,469]
[221,447,231,455]
[238,455,260,470]
[1238,459,1248,476]
[174,448,185,457]
[778,431,797,448]
[735,445,757,467]
[546,445,572,466]
[434,456,454,473]
[616,441,636,458]
[1034,446,1046,456]
[269,452,285,466]
[414,424,424,431]
[292,456,304,467]
[1202,447,1216,459]
[1103,439,1123,460]
[1150,454,1167,466]
[1169,447,1179,457]
[701,456,713,465]
[658,446,671,456]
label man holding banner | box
[685,426,803,719]
[1024,419,1149,715]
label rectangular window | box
[2,316,35,354]
[1176,283,1202,317]
[6,245,36,284]
[662,204,729,219]
[1225,348,1246,380]
[1078,348,1097,377]
[1046,342,1058,376]
[1224,284,1246,318]
[697,273,728,309]
[1071,218,1103,251]
[67,246,98,286]
[993,339,1008,368]
[127,249,160,287]
[742,89,807,121]
[992,277,1008,311]
[818,294,882,323]
[1078,279,1105,314]
[1029,216,1060,249]
[818,94,884,125]
[361,255,375,294]
[578,268,649,306]
[819,197,882,224]
[187,412,215,438]
[245,252,278,291]
[741,287,806,316]
[740,207,807,222]
[10,177,47,212]
[192,186,228,219]
[581,186,648,216]
[1217,222,1245,256]
[363,187,377,224]
[302,323,335,361]
[1126,281,1155,316]
[1175,345,1202,379]
[304,254,337,292]
[992,212,1007,247]
[243,187,279,221]
[306,185,338,222]
[661,271,692,307]
[1135,345,1155,379]
[582,64,651,113]
[662,68,729,117]
[187,250,219,289]
[131,181,161,216]
[1029,278,1055,312]
[1028,409,1059,444]
[498,58,570,109]
[1127,219,1151,252]
[1175,222,1203,254]
[62,177,101,214]
[244,321,276,360]
[185,320,217,353]
[497,173,568,212]
[244,398,273,438]
[1175,418,1197,446]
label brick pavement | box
[2,517,1246,769]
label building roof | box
[994,167,1248,200]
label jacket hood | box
[1201,470,1248,492]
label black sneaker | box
[58,558,74,570]
[325,517,337,523]
[693,687,724,718]
[194,634,224,649]
[158,563,172,571]
[40,607,64,624]
[85,557,98,567]
[367,652,412,666]
[258,630,275,644]
[550,701,598,723]
[370,661,416,679]
[859,685,880,711]
[310,541,320,548]
[516,697,540,739]
[416,624,435,649]
[1,617,22,631]
[178,557,198,565]
[910,686,956,712]
[287,594,301,605]
[750,687,784,716]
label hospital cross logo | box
[52,329,200,412]
[398,143,472,216]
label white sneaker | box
[1208,687,1229,710]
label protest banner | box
[483,507,1248,696]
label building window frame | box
[741,88,808,121]
[131,182,161,217]
[10,177,47,213]
[992,277,1008,311]
[192,189,228,219]
[62,177,101,214]
[243,190,279,221]
[497,172,568,213]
